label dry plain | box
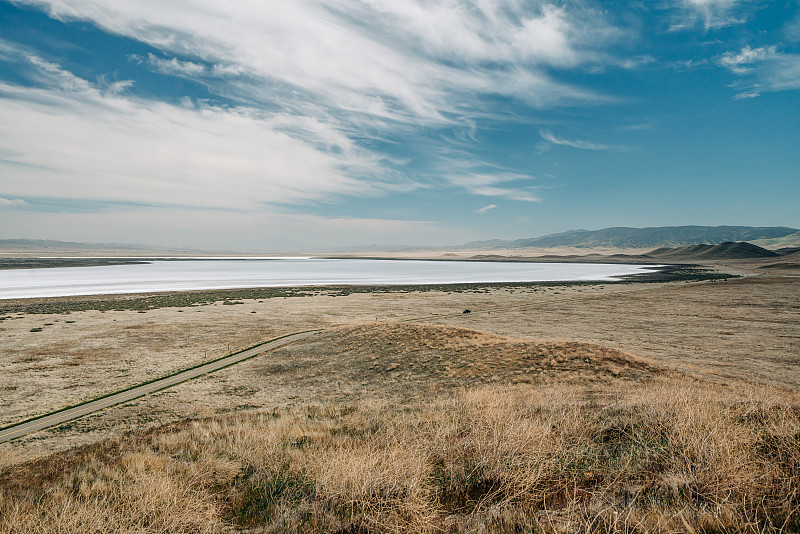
[1,256,799,532]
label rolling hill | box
[645,242,778,260]
[750,231,800,250]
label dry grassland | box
[0,263,798,532]
[1,330,798,532]
[1,269,797,431]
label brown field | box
[0,257,799,532]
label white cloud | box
[0,57,388,210]
[17,0,618,126]
[716,46,800,98]
[0,198,26,206]
[619,123,652,131]
[718,45,778,74]
[761,54,800,92]
[476,204,497,214]
[447,172,540,202]
[107,79,134,93]
[132,53,206,76]
[672,0,748,31]
[733,88,761,99]
[539,129,611,151]
[0,0,637,227]
[0,37,30,61]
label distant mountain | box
[462,226,799,249]
[0,239,197,253]
[325,243,425,253]
[645,242,778,260]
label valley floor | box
[0,258,798,532]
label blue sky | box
[0,0,798,250]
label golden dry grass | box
[1,380,798,533]
[265,322,668,396]
[1,322,799,533]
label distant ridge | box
[0,239,196,253]
[462,226,798,249]
[645,242,778,260]
[750,231,800,250]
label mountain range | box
[462,226,800,250]
[2,226,799,254]
[0,239,197,253]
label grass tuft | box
[227,467,315,527]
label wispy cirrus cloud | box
[538,129,612,151]
[131,53,205,76]
[718,45,778,74]
[476,204,497,214]
[717,45,800,98]
[3,1,685,248]
[0,56,388,210]
[450,172,540,202]
[670,0,749,31]
[15,0,617,126]
[785,14,800,42]
[0,55,465,248]
[1,0,632,217]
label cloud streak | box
[0,0,634,220]
[17,0,617,126]
[131,53,205,76]
[718,45,778,74]
[671,0,748,31]
[0,56,389,210]
[451,172,540,202]
[539,130,612,151]
[717,45,800,98]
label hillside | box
[645,241,779,260]
[2,323,798,533]
[463,225,798,250]
[750,231,800,250]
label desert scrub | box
[1,379,798,533]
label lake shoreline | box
[0,264,731,316]
[0,253,660,271]
[0,258,667,300]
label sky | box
[0,0,798,251]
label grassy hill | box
[645,241,778,260]
[750,231,800,250]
